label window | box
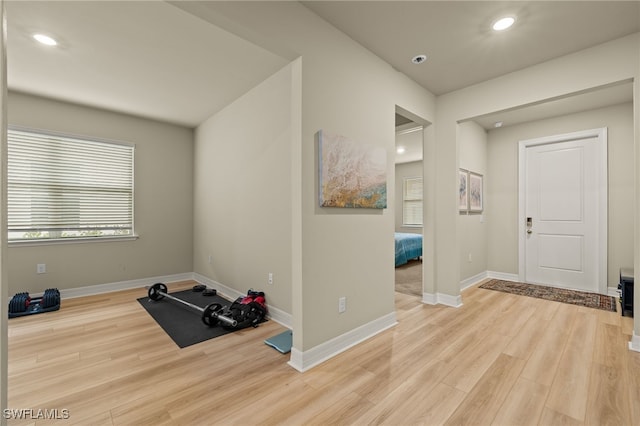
[8,127,135,243]
[403,176,423,226]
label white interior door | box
[519,128,607,294]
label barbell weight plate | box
[42,291,53,308]
[8,297,17,314]
[202,303,223,327]
[52,290,61,306]
[14,294,28,313]
[148,283,167,301]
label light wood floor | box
[7,280,640,425]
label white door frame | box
[518,127,608,294]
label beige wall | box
[184,2,437,353]
[193,63,295,315]
[487,102,635,289]
[6,91,194,294]
[395,160,423,233]
[436,33,639,301]
[458,121,488,281]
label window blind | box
[8,128,134,241]
[403,176,423,226]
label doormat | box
[138,289,237,348]
[479,279,617,312]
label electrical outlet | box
[268,273,273,285]
[208,254,212,264]
[338,296,346,313]
[37,264,46,274]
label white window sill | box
[8,235,139,247]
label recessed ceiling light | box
[492,16,515,31]
[411,54,427,64]
[33,33,58,46]
[494,121,504,128]
[397,146,406,154]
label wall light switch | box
[37,264,46,274]
[338,296,346,313]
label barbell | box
[147,283,237,328]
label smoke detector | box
[411,54,427,64]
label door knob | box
[527,230,532,234]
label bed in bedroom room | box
[395,232,423,267]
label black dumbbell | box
[8,292,29,314]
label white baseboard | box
[629,333,640,352]
[422,270,519,308]
[486,271,520,282]
[422,292,463,308]
[23,272,293,330]
[192,272,292,329]
[422,292,437,305]
[460,271,488,291]
[59,272,194,299]
[287,312,397,372]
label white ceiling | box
[6,1,288,128]
[303,1,640,96]
[5,1,640,130]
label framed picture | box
[318,130,387,209]
[469,172,483,213]
[458,169,468,212]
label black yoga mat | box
[138,289,236,348]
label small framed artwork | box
[458,169,469,212]
[469,172,483,213]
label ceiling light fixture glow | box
[397,146,406,154]
[494,121,503,128]
[33,33,58,46]
[411,54,427,64]
[492,16,515,31]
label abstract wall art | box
[469,171,483,212]
[459,168,469,212]
[318,130,387,209]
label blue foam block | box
[264,329,292,354]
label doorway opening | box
[394,109,424,299]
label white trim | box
[460,271,488,291]
[438,293,463,308]
[421,292,462,308]
[487,271,520,282]
[629,333,640,352]
[13,272,292,330]
[192,272,292,328]
[287,312,397,372]
[60,272,193,299]
[608,287,621,298]
[422,292,438,305]
[518,128,608,294]
[8,235,139,247]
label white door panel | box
[519,128,607,294]
[537,234,582,271]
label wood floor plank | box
[585,363,632,426]
[625,349,640,426]
[539,407,585,426]
[444,353,525,425]
[7,281,640,425]
[520,325,569,386]
[442,331,512,393]
[491,377,548,426]
[546,311,598,421]
[503,313,550,360]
